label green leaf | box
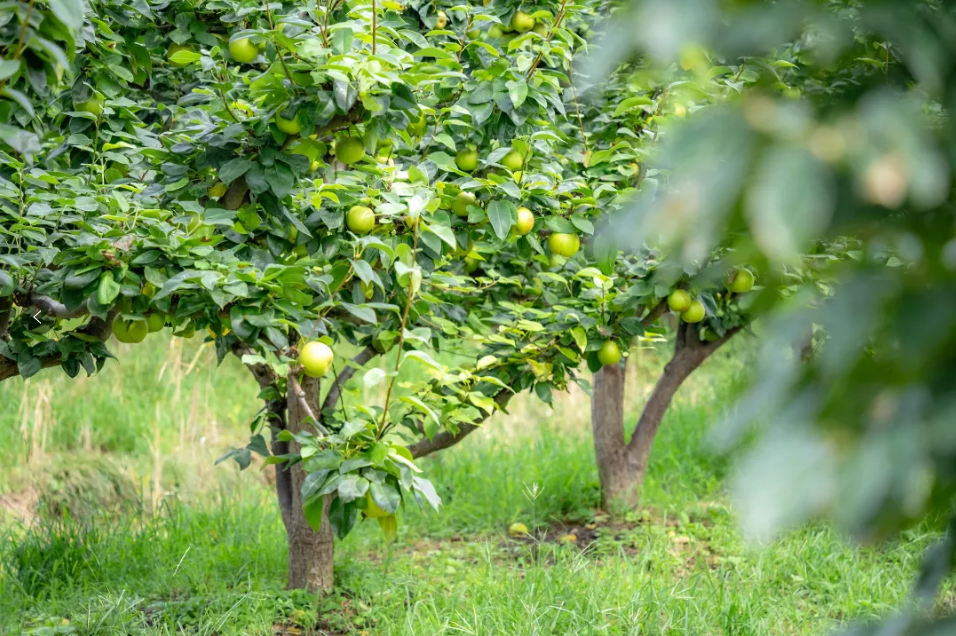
[219,159,252,184]
[369,481,400,514]
[487,200,516,240]
[337,474,369,503]
[399,395,440,433]
[48,0,85,31]
[507,79,528,108]
[0,270,13,296]
[303,495,325,531]
[412,476,442,511]
[96,271,120,305]
[332,27,354,54]
[17,354,41,379]
[169,49,201,66]
[364,367,387,389]
[402,350,442,372]
[390,82,417,110]
[0,60,20,82]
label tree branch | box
[233,345,293,513]
[0,297,11,339]
[321,345,378,413]
[640,298,668,328]
[289,372,330,436]
[0,310,117,383]
[624,322,743,457]
[408,387,515,459]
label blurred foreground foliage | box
[591,0,956,631]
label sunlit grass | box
[0,333,943,634]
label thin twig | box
[376,223,420,439]
[526,0,568,81]
[568,58,589,156]
[371,0,377,55]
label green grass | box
[0,335,945,634]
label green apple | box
[299,341,334,378]
[514,207,534,235]
[597,340,621,366]
[487,24,505,39]
[435,10,448,29]
[728,269,755,294]
[501,150,523,172]
[113,319,148,344]
[549,233,580,257]
[451,191,476,217]
[681,299,705,323]
[532,22,547,37]
[511,11,535,33]
[346,205,376,234]
[74,94,104,117]
[455,148,479,172]
[229,37,258,63]
[667,289,692,313]
[464,256,479,272]
[334,136,366,165]
[146,312,167,333]
[275,112,302,135]
[468,28,481,39]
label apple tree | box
[593,0,956,632]
[0,0,650,592]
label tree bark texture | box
[284,374,335,592]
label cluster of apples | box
[666,268,756,324]
[111,313,169,344]
[452,147,580,255]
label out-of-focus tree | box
[590,0,956,631]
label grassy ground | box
[0,334,940,635]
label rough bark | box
[591,362,641,509]
[0,297,12,339]
[284,373,335,592]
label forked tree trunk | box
[282,374,335,592]
[592,322,741,512]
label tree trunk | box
[590,323,742,512]
[283,374,335,592]
[239,350,335,593]
[591,362,641,510]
